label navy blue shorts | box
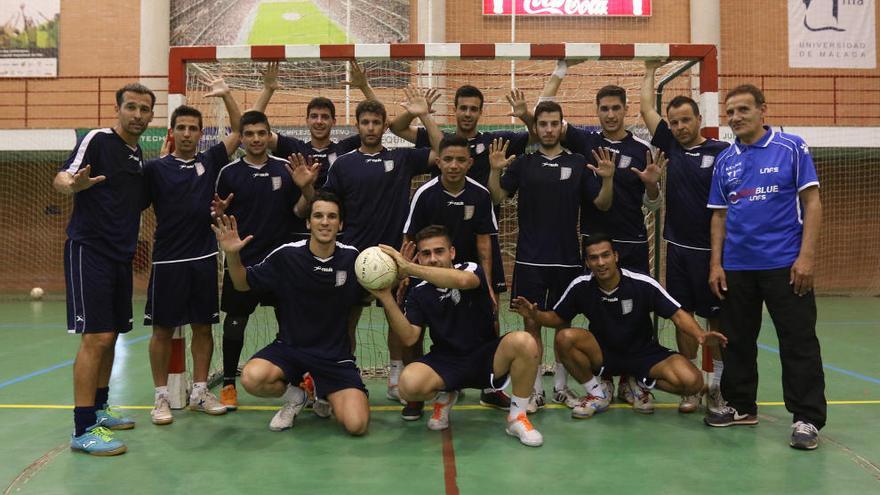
[252,340,368,400]
[145,255,220,327]
[489,234,507,293]
[665,243,720,319]
[418,336,510,392]
[511,263,583,311]
[583,237,650,275]
[64,239,133,334]
[221,270,276,316]
[599,340,677,385]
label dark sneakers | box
[704,405,759,427]
[479,390,511,410]
[790,421,820,450]
[401,401,425,421]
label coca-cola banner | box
[483,0,652,16]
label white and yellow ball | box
[355,247,398,290]
[30,287,44,300]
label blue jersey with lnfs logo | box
[708,127,819,270]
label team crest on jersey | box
[335,270,347,287]
[438,288,461,305]
[617,155,632,169]
[560,167,572,181]
[475,142,486,155]
[271,176,282,191]
[384,160,395,172]
[700,155,715,169]
[463,205,475,220]
[195,162,205,176]
[621,299,633,315]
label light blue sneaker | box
[70,425,127,456]
[96,406,136,430]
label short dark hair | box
[583,233,615,252]
[454,85,484,109]
[240,110,271,131]
[169,105,203,129]
[725,84,766,106]
[116,83,156,109]
[438,135,470,155]
[596,85,627,106]
[307,190,344,222]
[307,97,336,120]
[534,101,564,122]
[355,99,386,122]
[666,96,701,117]
[414,225,452,245]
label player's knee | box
[343,415,369,436]
[80,332,117,350]
[398,372,431,400]
[240,364,266,394]
[507,331,539,360]
[554,328,579,351]
[681,367,704,395]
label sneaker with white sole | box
[526,391,546,414]
[706,387,726,414]
[552,386,580,408]
[96,406,135,430]
[313,398,332,418]
[630,377,655,414]
[704,405,759,427]
[678,393,702,414]
[602,378,615,402]
[479,389,511,410]
[617,377,635,405]
[505,413,543,447]
[386,383,406,405]
[269,386,307,432]
[151,396,173,425]
[70,425,127,456]
[427,391,458,431]
[189,389,227,415]
[790,421,819,450]
[571,393,611,419]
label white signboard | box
[789,0,876,69]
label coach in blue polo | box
[704,84,826,451]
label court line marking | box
[3,443,68,495]
[0,400,877,411]
[441,428,460,495]
[0,334,151,390]
[757,343,880,385]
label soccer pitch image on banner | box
[247,1,347,44]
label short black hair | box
[116,83,156,109]
[355,99,386,122]
[666,95,701,117]
[307,97,336,120]
[583,233,615,252]
[169,105,203,129]
[307,190,344,222]
[454,85,484,109]
[534,101,564,122]
[240,110,271,131]
[596,85,627,106]
[725,84,766,106]
[438,135,470,155]
[414,225,452,245]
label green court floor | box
[0,297,878,494]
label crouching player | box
[370,226,544,447]
[212,191,370,435]
[512,234,727,419]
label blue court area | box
[0,296,878,494]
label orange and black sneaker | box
[220,384,238,411]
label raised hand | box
[505,89,528,120]
[509,296,538,320]
[631,149,666,185]
[424,87,441,113]
[70,164,106,192]
[489,138,515,171]
[211,214,253,254]
[159,132,173,157]
[588,147,616,179]
[204,77,231,98]
[400,85,431,117]
[211,192,234,218]
[262,61,280,91]
[644,59,666,74]
[286,153,319,189]
[343,59,368,89]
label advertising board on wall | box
[0,0,59,77]
[483,0,652,16]
[788,0,876,69]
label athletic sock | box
[581,376,604,398]
[222,315,248,386]
[533,367,544,395]
[508,395,529,421]
[389,360,404,386]
[73,406,97,437]
[711,359,724,389]
[155,386,169,401]
[690,357,700,370]
[282,384,305,404]
[95,387,109,410]
[553,362,568,391]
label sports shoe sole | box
[71,445,127,456]
[479,399,510,410]
[505,427,543,447]
[704,416,759,427]
[189,405,227,416]
[790,440,818,450]
[104,422,135,430]
[151,416,173,426]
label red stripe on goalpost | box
[530,44,566,58]
[390,44,426,59]
[600,44,635,59]
[251,45,286,61]
[320,44,356,59]
[460,44,495,59]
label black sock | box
[223,315,248,386]
[74,406,98,437]
[95,387,109,409]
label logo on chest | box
[335,270,347,287]
[621,299,633,315]
[272,176,282,191]
[617,155,632,169]
[700,155,715,169]
[384,160,394,172]
[438,288,461,305]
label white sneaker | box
[571,393,612,419]
[629,377,655,414]
[269,386,306,431]
[552,386,580,408]
[706,386,726,414]
[189,389,227,415]
[427,391,458,431]
[678,393,702,414]
[602,378,615,401]
[386,383,406,405]
[151,396,173,425]
[617,377,635,405]
[313,398,332,419]
[526,391,546,414]
[506,413,543,447]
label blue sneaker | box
[96,406,136,430]
[70,425,127,456]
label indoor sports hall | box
[0,1,878,493]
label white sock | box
[690,357,700,370]
[509,394,529,420]
[155,386,168,401]
[711,359,724,389]
[282,384,305,404]
[482,388,494,394]
[581,376,604,398]
[389,360,404,386]
[533,367,544,395]
[553,362,568,391]
[191,382,207,395]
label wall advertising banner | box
[483,0,652,16]
[789,0,876,69]
[0,0,59,77]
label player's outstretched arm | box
[370,287,422,346]
[211,215,253,291]
[53,165,106,195]
[632,149,666,206]
[670,309,728,347]
[205,76,243,155]
[588,147,616,211]
[487,138,514,204]
[344,59,377,101]
[510,296,567,328]
[640,60,665,136]
[378,243,480,290]
[791,186,821,296]
[402,86,442,159]
[506,88,535,133]
[709,209,728,300]
[287,153,320,218]
[390,87,440,144]
[252,61,279,114]
[475,234,497,311]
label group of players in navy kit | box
[57,57,826,456]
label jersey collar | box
[733,126,774,154]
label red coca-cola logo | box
[483,0,651,16]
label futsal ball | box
[30,287,44,300]
[355,247,398,290]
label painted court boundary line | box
[757,343,880,385]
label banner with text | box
[788,0,876,69]
[0,0,59,77]
[483,0,651,16]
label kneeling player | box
[371,226,543,447]
[512,234,726,419]
[212,192,370,435]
